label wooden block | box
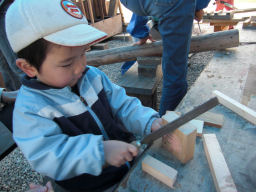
[118,62,162,95]
[190,119,204,137]
[162,111,197,163]
[137,57,162,78]
[142,155,178,188]
[173,111,204,137]
[203,134,237,192]
[91,43,109,50]
[213,90,256,125]
[196,111,224,128]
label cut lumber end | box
[213,90,256,125]
[203,134,237,192]
[197,111,224,128]
[142,155,178,188]
[190,119,204,137]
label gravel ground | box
[0,23,213,192]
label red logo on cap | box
[61,0,83,19]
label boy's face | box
[35,44,88,88]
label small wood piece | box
[243,16,256,29]
[91,43,109,50]
[203,134,237,192]
[213,90,256,125]
[196,111,224,128]
[162,111,197,163]
[112,33,132,41]
[142,155,178,188]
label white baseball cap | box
[5,0,107,53]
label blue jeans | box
[0,3,22,90]
[121,0,195,116]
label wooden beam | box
[87,29,239,66]
[213,90,256,125]
[162,111,197,163]
[196,111,224,128]
[203,134,237,192]
[142,155,178,188]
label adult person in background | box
[120,0,210,116]
[0,0,23,91]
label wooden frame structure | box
[74,0,123,38]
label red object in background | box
[215,0,234,29]
[216,0,234,11]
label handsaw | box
[132,97,219,149]
[114,97,219,191]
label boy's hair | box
[5,0,107,53]
[17,39,50,71]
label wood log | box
[87,29,239,66]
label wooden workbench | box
[115,28,256,191]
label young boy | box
[5,0,178,191]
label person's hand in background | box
[195,9,204,22]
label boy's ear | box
[16,58,38,77]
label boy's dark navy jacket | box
[13,66,159,191]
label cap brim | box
[44,24,107,47]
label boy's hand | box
[104,140,138,167]
[27,181,54,192]
[151,118,164,132]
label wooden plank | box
[78,0,87,18]
[97,0,105,20]
[142,155,178,188]
[108,0,118,17]
[92,14,122,38]
[196,111,224,128]
[101,0,108,16]
[93,0,100,19]
[213,90,256,125]
[162,111,197,163]
[203,134,237,192]
[87,0,95,24]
